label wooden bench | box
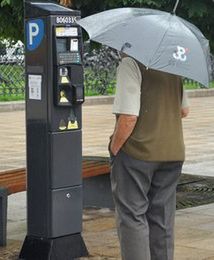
[0,156,111,246]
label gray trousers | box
[110,150,183,260]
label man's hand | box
[181,107,189,118]
[110,114,137,156]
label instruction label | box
[28,74,42,100]
[56,27,78,37]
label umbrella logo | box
[173,46,188,62]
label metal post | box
[19,2,88,259]
[172,0,180,14]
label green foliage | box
[0,0,23,41]
[0,41,6,55]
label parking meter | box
[19,2,88,259]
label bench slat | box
[0,158,110,195]
[0,171,25,179]
[0,174,25,182]
[7,184,26,195]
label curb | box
[84,96,114,106]
[0,101,25,113]
[187,89,214,98]
[0,89,213,113]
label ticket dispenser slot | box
[54,26,84,107]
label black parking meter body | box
[20,2,88,259]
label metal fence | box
[0,41,25,100]
[0,43,213,100]
[0,60,25,98]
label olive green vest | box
[122,63,185,161]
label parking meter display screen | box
[57,38,67,53]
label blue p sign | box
[26,19,44,51]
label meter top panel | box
[25,1,80,18]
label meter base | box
[19,233,88,259]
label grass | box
[0,94,24,101]
[184,81,214,89]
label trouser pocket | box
[108,141,116,166]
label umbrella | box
[77,1,211,87]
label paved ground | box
[0,96,214,259]
[0,96,214,176]
[1,192,214,259]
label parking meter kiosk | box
[20,2,88,259]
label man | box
[109,54,189,260]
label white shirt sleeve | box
[112,57,142,116]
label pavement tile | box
[0,97,214,176]
[183,235,214,251]
[175,212,214,227]
[178,204,214,215]
[1,97,214,175]
[0,240,22,260]
[175,227,212,244]
[174,245,214,260]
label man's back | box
[123,61,185,161]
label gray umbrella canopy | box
[77,8,211,87]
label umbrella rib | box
[177,17,210,78]
[178,16,210,58]
[148,15,209,86]
[147,14,172,68]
